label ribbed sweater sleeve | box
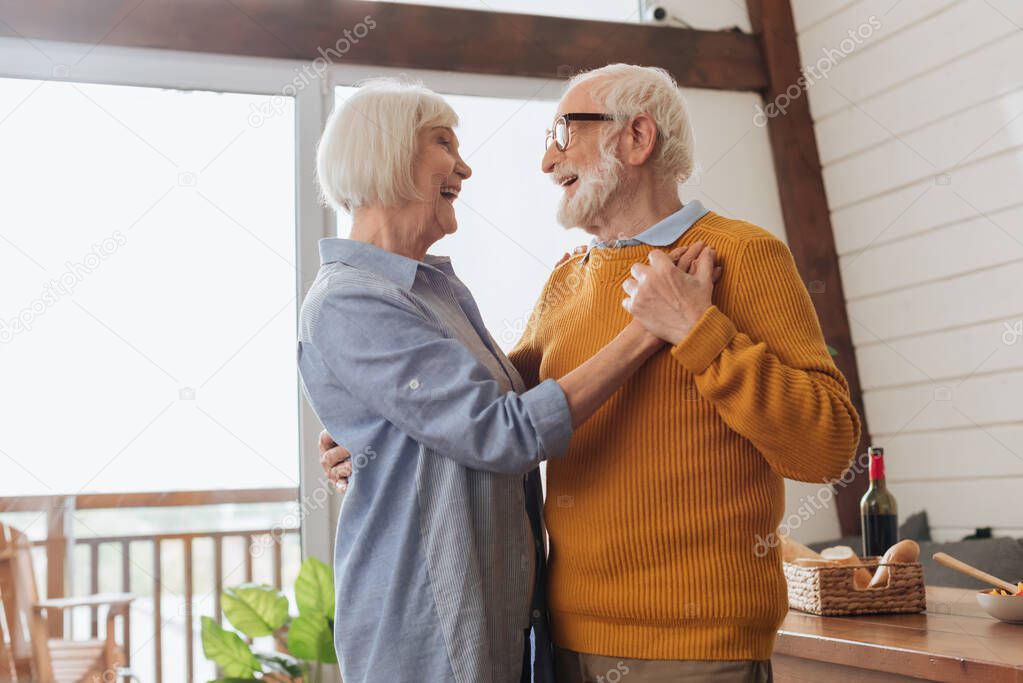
[669,235,861,483]
[508,287,547,391]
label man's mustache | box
[551,165,582,186]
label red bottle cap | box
[868,447,885,481]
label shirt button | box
[408,378,421,390]
[532,609,541,619]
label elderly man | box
[322,64,861,683]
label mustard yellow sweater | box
[509,211,861,661]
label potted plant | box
[201,557,337,683]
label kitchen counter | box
[772,586,1023,682]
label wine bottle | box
[860,446,899,557]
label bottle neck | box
[868,452,887,489]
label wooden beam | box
[0,0,767,91]
[747,0,872,537]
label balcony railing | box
[0,487,302,683]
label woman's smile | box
[439,184,460,203]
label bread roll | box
[780,535,822,563]
[792,557,832,568]
[852,567,873,590]
[868,539,920,589]
[820,545,858,564]
[820,546,873,590]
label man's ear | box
[625,113,658,167]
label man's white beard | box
[556,145,624,230]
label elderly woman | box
[297,79,664,683]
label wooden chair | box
[0,522,136,683]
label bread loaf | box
[869,539,920,588]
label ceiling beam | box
[747,0,872,537]
[0,0,767,91]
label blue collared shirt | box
[297,238,571,683]
[581,200,709,262]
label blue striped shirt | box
[297,238,572,683]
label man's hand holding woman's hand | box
[623,241,721,346]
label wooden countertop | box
[773,587,1023,682]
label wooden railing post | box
[44,495,75,638]
[184,537,194,683]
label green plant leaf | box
[254,651,306,678]
[221,584,290,637]
[294,557,334,620]
[200,616,260,678]
[287,614,337,664]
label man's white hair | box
[566,64,695,183]
[317,78,458,213]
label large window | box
[0,77,299,495]
[0,60,309,682]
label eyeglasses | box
[544,113,615,152]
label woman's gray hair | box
[566,64,695,184]
[317,78,459,213]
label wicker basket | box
[784,557,926,616]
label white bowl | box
[976,590,1023,623]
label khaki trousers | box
[554,647,773,683]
